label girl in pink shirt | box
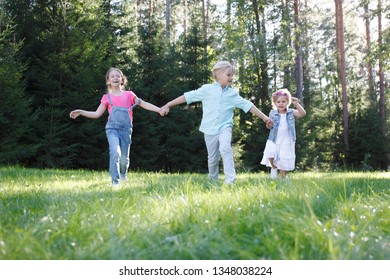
[70,67,161,186]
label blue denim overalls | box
[105,94,141,185]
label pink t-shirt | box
[100,91,138,122]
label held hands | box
[159,104,170,116]
[265,118,274,129]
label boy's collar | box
[214,82,230,90]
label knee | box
[109,145,121,159]
[208,152,219,165]
[219,144,232,157]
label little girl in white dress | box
[261,89,306,179]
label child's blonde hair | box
[212,61,235,80]
[271,88,292,109]
[105,67,128,92]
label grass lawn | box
[0,166,389,260]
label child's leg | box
[219,127,236,184]
[204,133,220,180]
[268,158,278,179]
[280,170,287,178]
[269,158,277,169]
[118,128,132,181]
[106,128,121,184]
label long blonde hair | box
[105,67,128,92]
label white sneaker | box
[270,168,278,179]
[120,175,128,182]
[112,180,120,187]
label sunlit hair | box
[105,67,128,92]
[212,61,235,81]
[271,88,292,109]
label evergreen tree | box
[160,22,212,173]
[227,0,272,171]
[0,24,37,165]
[0,0,388,172]
[5,0,116,168]
[129,9,169,171]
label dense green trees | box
[0,25,37,164]
[0,0,388,171]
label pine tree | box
[0,25,37,165]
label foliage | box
[0,0,388,171]
[349,109,388,170]
[0,167,389,259]
[0,24,38,164]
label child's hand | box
[160,105,170,116]
[69,110,82,119]
[292,97,299,105]
[265,118,274,129]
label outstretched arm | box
[249,106,274,127]
[160,95,187,116]
[137,98,161,114]
[69,103,106,119]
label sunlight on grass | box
[0,166,389,260]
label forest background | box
[0,0,389,173]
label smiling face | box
[107,70,122,90]
[274,95,289,112]
[215,68,234,88]
[272,89,292,112]
[105,68,127,93]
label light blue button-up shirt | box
[184,83,253,135]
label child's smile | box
[108,71,122,88]
[275,96,288,112]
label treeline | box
[0,0,389,172]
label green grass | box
[0,166,389,260]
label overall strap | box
[107,94,113,107]
[131,98,142,110]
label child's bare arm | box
[249,106,274,127]
[138,98,161,114]
[292,97,306,117]
[70,103,106,119]
[160,95,187,116]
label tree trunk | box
[183,0,187,38]
[364,0,375,104]
[202,0,207,57]
[252,0,268,106]
[282,0,292,88]
[149,0,154,20]
[227,0,231,25]
[294,0,303,101]
[302,0,310,108]
[335,0,349,153]
[166,0,170,40]
[252,0,262,103]
[259,5,268,106]
[378,0,386,137]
